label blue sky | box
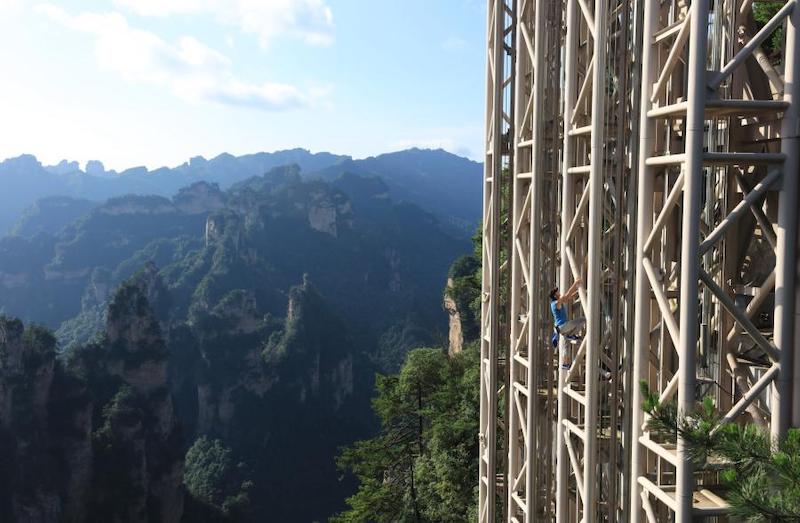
[0,0,485,171]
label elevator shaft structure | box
[479,1,514,521]
[478,0,800,521]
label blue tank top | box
[551,300,567,327]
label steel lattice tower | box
[479,0,800,521]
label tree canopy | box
[332,346,480,523]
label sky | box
[0,0,486,171]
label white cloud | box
[199,80,312,110]
[36,4,323,111]
[115,0,334,47]
[113,0,203,16]
[0,0,22,11]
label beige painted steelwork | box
[481,0,800,521]
[556,0,636,520]
[506,0,562,520]
[479,0,515,521]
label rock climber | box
[549,278,585,339]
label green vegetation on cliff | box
[0,160,475,521]
[333,347,480,523]
[184,436,254,518]
[334,239,482,522]
[0,274,184,522]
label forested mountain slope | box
[309,148,483,233]
[0,163,472,521]
[333,234,482,522]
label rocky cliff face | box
[181,278,358,432]
[0,273,184,522]
[442,254,481,354]
[204,212,243,249]
[160,277,368,521]
[443,277,464,356]
[262,280,355,401]
[0,318,62,522]
[173,182,227,215]
[306,189,353,237]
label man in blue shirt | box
[550,279,611,378]
[550,278,585,338]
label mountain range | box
[0,148,482,237]
[0,155,476,521]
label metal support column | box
[774,0,800,438]
[674,3,710,519]
[507,0,561,519]
[479,1,515,521]
[628,0,657,520]
[555,0,577,520]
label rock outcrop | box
[99,195,177,216]
[307,189,353,237]
[211,289,261,334]
[0,274,184,522]
[443,277,464,356]
[205,211,243,250]
[173,182,227,215]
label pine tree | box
[641,382,800,521]
[332,347,480,523]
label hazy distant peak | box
[0,154,43,172]
[85,160,106,176]
[211,152,237,162]
[364,147,479,162]
[120,166,149,177]
[188,156,208,167]
[45,159,81,175]
[230,163,303,194]
[0,148,480,237]
[398,148,479,163]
